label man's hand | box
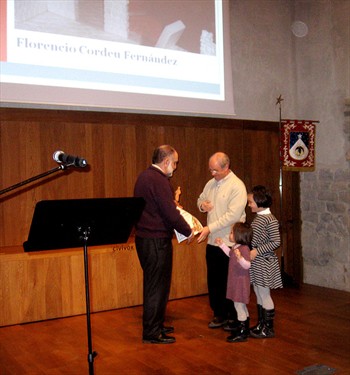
[200,200,214,212]
[214,237,223,246]
[197,226,210,243]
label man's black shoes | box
[142,333,176,344]
[161,325,174,334]
[208,317,227,328]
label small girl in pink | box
[215,222,253,343]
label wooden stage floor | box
[1,284,349,375]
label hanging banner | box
[281,119,317,172]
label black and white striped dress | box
[249,213,283,289]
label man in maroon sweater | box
[134,145,193,344]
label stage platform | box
[0,239,207,326]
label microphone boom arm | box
[0,164,67,196]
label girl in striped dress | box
[248,185,283,338]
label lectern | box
[24,197,145,375]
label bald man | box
[197,152,247,329]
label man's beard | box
[166,165,174,177]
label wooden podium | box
[0,239,207,327]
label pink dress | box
[219,244,251,304]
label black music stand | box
[23,197,145,375]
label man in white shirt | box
[197,152,247,328]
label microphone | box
[53,150,88,168]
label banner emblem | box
[281,120,317,171]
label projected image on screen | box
[0,0,235,117]
[14,1,216,54]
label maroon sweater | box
[134,166,192,239]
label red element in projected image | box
[0,0,7,61]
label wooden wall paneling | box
[133,124,170,178]
[220,126,245,182]
[88,122,108,197]
[241,125,284,269]
[282,171,302,285]
[0,108,301,285]
[55,122,94,198]
[31,121,92,201]
[183,124,211,212]
[121,125,139,196]
[171,125,209,223]
[89,122,137,198]
[242,126,281,222]
[292,172,302,285]
[166,125,203,215]
[134,123,168,177]
[134,124,153,175]
[88,121,140,198]
[1,121,40,246]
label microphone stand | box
[0,164,69,196]
[80,226,98,375]
[1,160,98,374]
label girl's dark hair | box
[252,185,273,208]
[152,145,176,164]
[233,222,253,246]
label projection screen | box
[0,0,235,117]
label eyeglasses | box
[209,168,220,174]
